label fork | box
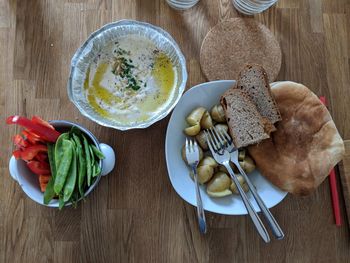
[216,127,285,240]
[205,130,270,243]
[185,138,207,234]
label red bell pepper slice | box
[21,144,48,161]
[22,130,42,144]
[13,134,30,148]
[12,150,22,159]
[35,152,48,163]
[32,116,55,130]
[6,116,60,143]
[27,161,51,175]
[38,174,51,192]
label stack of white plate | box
[166,0,200,10]
[232,0,277,15]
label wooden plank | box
[338,140,350,229]
[1,0,350,262]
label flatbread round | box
[200,18,282,82]
[248,81,345,196]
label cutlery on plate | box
[213,127,284,239]
[205,129,270,243]
[185,138,207,234]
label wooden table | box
[1,0,350,262]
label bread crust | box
[220,88,273,148]
[236,64,282,124]
[248,81,345,195]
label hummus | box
[84,35,177,125]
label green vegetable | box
[72,134,86,197]
[43,177,56,205]
[47,143,56,178]
[93,160,101,177]
[54,139,73,194]
[43,144,57,205]
[55,133,69,169]
[58,193,65,210]
[46,127,102,209]
[91,145,105,159]
[63,145,77,202]
[82,135,92,187]
[70,126,81,136]
[88,145,95,182]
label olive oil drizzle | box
[84,42,176,124]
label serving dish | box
[68,19,187,131]
[8,120,115,208]
[165,80,287,215]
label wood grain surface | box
[339,140,350,229]
[1,0,350,262]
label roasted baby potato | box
[199,156,218,168]
[207,172,232,197]
[218,163,238,173]
[230,174,249,194]
[238,149,246,161]
[181,144,203,164]
[215,123,228,133]
[186,107,206,126]
[197,165,215,184]
[210,105,226,122]
[195,131,208,150]
[184,123,201,136]
[200,111,214,129]
[239,155,256,174]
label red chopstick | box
[320,96,342,226]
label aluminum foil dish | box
[68,20,187,130]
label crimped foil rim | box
[67,19,187,131]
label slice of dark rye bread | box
[235,64,282,124]
[220,89,276,148]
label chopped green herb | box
[110,47,143,92]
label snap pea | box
[55,133,70,169]
[54,139,73,194]
[58,193,65,210]
[43,177,56,205]
[92,160,101,177]
[82,135,92,187]
[70,191,79,208]
[88,144,95,176]
[47,143,56,179]
[91,145,105,159]
[63,144,77,202]
[72,134,86,197]
[70,126,82,136]
[43,144,57,205]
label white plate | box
[165,80,287,215]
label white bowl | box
[8,120,116,208]
[165,80,287,215]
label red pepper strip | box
[35,152,48,163]
[6,116,60,143]
[32,116,55,130]
[13,134,30,148]
[27,161,51,175]
[38,174,51,192]
[22,130,42,144]
[21,145,48,161]
[12,150,22,159]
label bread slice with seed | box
[236,64,282,124]
[220,89,275,148]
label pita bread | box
[248,81,345,196]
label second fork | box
[205,130,270,243]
